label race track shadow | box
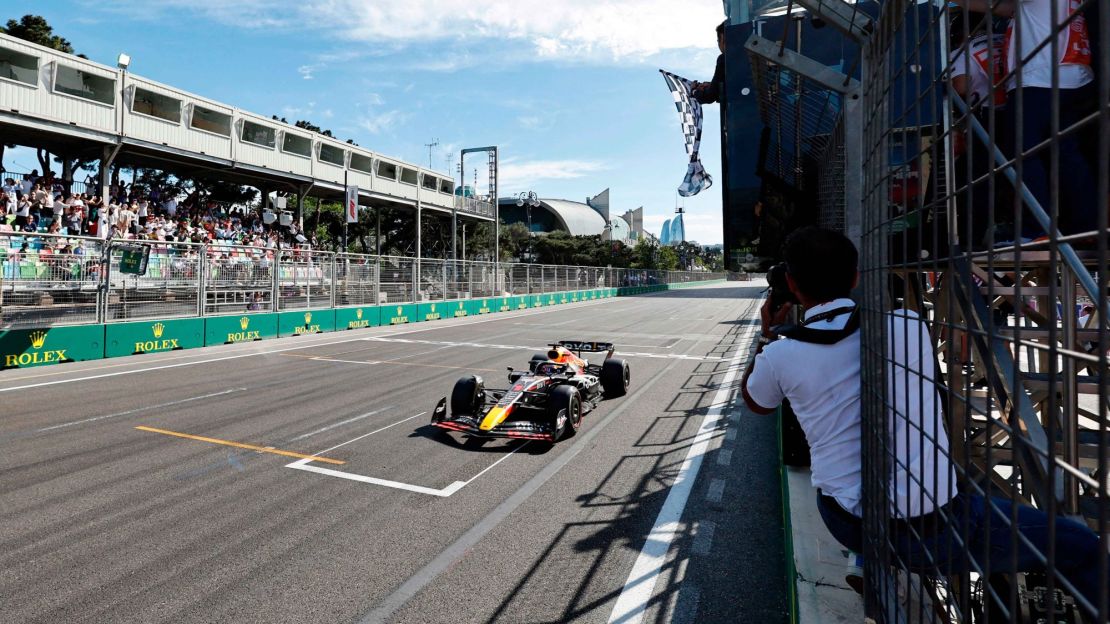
[482,308,788,623]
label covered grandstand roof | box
[539,199,608,236]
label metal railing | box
[0,232,725,328]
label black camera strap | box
[772,306,860,345]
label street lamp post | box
[515,191,540,263]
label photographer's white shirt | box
[746,300,956,519]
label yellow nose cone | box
[479,406,510,431]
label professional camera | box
[767,262,799,310]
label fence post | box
[197,243,207,317]
[330,252,338,308]
[412,260,418,304]
[98,240,112,324]
[272,248,280,313]
[374,255,381,306]
[443,260,448,300]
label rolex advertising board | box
[0,325,105,369]
[105,318,204,358]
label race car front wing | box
[431,397,558,441]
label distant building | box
[498,187,634,244]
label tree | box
[1,15,76,54]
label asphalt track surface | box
[0,281,787,624]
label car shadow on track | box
[408,424,555,455]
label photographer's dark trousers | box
[1002,85,1098,237]
[817,492,1103,611]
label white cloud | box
[100,0,723,65]
[297,65,317,80]
[357,110,407,134]
[498,159,607,192]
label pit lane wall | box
[0,280,724,370]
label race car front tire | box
[549,385,582,440]
[451,375,484,416]
[601,358,630,397]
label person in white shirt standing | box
[742,227,1105,614]
[959,0,1096,237]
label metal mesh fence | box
[378,256,415,304]
[0,233,103,328]
[206,244,273,316]
[335,253,379,308]
[742,0,1110,620]
[277,249,334,311]
[1,232,724,329]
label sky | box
[5,1,727,243]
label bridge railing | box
[0,232,724,329]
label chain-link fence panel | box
[335,253,379,307]
[277,249,334,311]
[205,244,274,316]
[417,258,446,302]
[106,240,202,322]
[507,264,530,295]
[378,256,415,304]
[468,261,498,298]
[1,233,104,329]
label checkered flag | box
[660,69,713,197]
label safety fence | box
[0,231,724,331]
[746,0,1109,621]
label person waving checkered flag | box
[660,69,713,197]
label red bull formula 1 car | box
[431,341,631,442]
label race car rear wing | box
[553,341,615,358]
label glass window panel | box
[241,120,276,148]
[191,106,232,136]
[54,64,115,105]
[318,143,346,166]
[0,46,38,86]
[376,160,398,180]
[282,133,312,157]
[422,175,438,191]
[400,168,418,185]
[350,153,374,174]
[132,87,181,123]
[439,179,453,194]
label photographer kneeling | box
[742,227,1104,612]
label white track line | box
[35,388,248,432]
[607,315,760,624]
[284,411,527,496]
[287,442,528,497]
[289,406,396,441]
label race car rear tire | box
[548,385,582,441]
[601,358,630,397]
[451,375,484,416]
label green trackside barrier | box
[449,300,470,318]
[547,293,558,306]
[335,306,381,330]
[279,309,335,337]
[569,292,580,303]
[418,302,445,322]
[474,299,494,315]
[205,312,278,346]
[531,294,544,308]
[383,304,417,325]
[517,296,529,310]
[0,324,105,369]
[495,296,514,312]
[105,318,204,358]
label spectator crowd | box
[0,169,315,251]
